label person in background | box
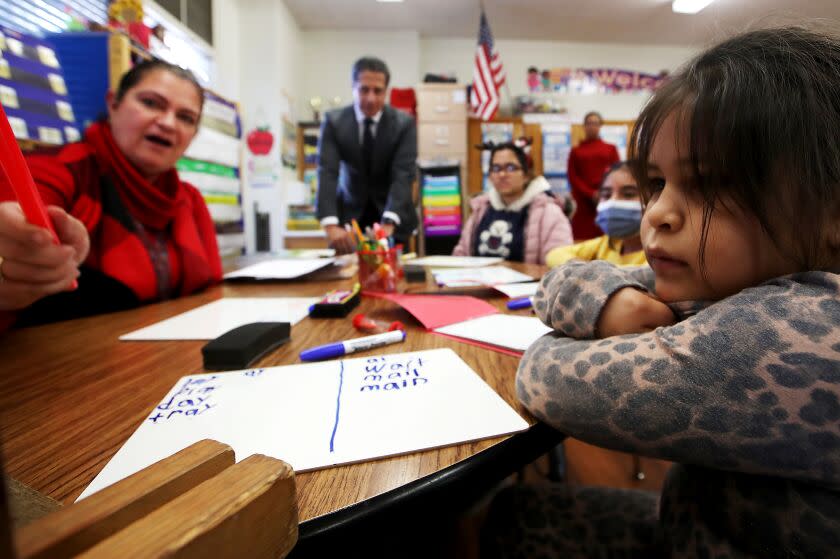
[540,70,552,91]
[527,67,541,92]
[485,25,840,557]
[546,161,645,267]
[0,59,221,329]
[567,111,620,241]
[316,56,417,253]
[452,140,573,264]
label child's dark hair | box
[477,140,531,175]
[601,161,632,180]
[114,59,204,109]
[602,161,631,185]
[629,25,840,271]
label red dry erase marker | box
[352,313,405,334]
[0,104,60,241]
[0,104,77,288]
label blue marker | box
[506,296,533,310]
[300,330,406,362]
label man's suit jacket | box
[316,105,418,239]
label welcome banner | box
[527,67,668,94]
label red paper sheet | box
[366,292,498,330]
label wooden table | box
[0,262,562,549]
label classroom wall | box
[212,0,241,102]
[420,37,698,120]
[215,0,304,253]
[300,30,421,119]
[298,31,698,121]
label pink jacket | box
[452,176,573,264]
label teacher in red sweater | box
[567,111,619,240]
[0,59,222,329]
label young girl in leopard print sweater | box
[486,26,840,558]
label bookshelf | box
[418,164,462,256]
[285,121,326,249]
[0,25,81,146]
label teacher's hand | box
[0,201,90,311]
[596,287,676,337]
[324,224,356,255]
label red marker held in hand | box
[0,103,77,288]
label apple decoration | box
[247,127,274,155]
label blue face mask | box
[595,200,642,239]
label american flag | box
[471,10,506,121]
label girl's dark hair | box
[477,141,531,175]
[114,59,204,109]
[629,25,840,271]
[602,161,632,187]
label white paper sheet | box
[120,298,318,341]
[406,256,503,268]
[432,266,535,287]
[434,314,552,352]
[224,258,334,280]
[493,282,540,299]
[77,348,528,500]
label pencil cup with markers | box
[357,246,400,292]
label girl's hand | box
[596,287,676,337]
[0,201,90,311]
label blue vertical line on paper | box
[329,360,345,453]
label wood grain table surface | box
[0,260,556,531]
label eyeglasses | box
[489,163,523,174]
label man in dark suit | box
[316,57,418,253]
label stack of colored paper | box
[422,174,461,237]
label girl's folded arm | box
[519,272,840,488]
[534,260,654,337]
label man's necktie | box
[362,117,374,174]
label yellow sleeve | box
[546,237,599,267]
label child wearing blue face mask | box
[545,162,646,267]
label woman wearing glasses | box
[452,140,573,264]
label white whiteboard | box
[224,258,334,280]
[493,282,539,299]
[432,266,535,287]
[120,298,318,341]
[407,256,503,268]
[78,348,527,500]
[434,315,552,352]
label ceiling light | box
[377,0,404,3]
[672,0,715,14]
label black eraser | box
[404,265,427,283]
[202,322,290,370]
[309,284,361,318]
